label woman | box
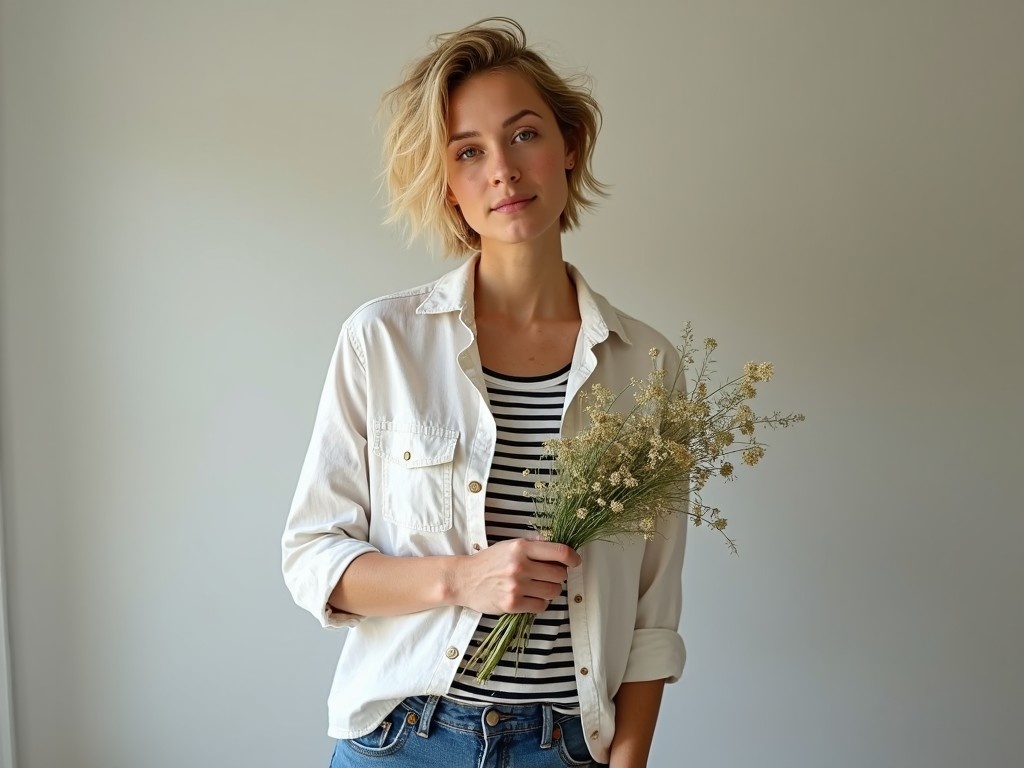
[282,17,687,768]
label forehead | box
[446,69,552,130]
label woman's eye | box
[455,146,478,161]
[514,129,537,143]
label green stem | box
[467,612,535,683]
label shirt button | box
[468,481,483,493]
[402,451,411,461]
[590,730,599,740]
[573,594,583,603]
[580,667,589,675]
[472,543,482,551]
[445,647,459,660]
[485,710,501,726]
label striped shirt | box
[447,362,580,712]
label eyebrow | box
[447,109,544,146]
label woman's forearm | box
[328,551,460,616]
[328,540,581,617]
[609,678,666,768]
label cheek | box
[532,152,569,192]
[447,169,481,206]
[450,183,477,215]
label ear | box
[564,131,580,170]
[446,186,459,207]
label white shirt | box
[281,255,687,763]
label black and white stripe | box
[448,363,580,712]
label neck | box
[474,231,578,325]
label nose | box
[488,148,520,186]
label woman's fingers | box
[521,540,582,569]
[459,538,582,614]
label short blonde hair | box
[380,17,608,256]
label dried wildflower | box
[467,320,804,682]
[742,445,766,466]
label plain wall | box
[1,1,1022,766]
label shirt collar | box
[416,253,632,346]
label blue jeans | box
[329,695,608,767]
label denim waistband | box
[400,695,565,747]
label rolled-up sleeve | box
[621,508,687,683]
[282,323,379,628]
[622,343,688,684]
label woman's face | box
[445,69,576,250]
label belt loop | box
[416,695,440,738]
[539,703,554,749]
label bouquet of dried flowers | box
[467,322,805,682]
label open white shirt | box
[282,255,687,763]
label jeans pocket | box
[340,706,414,759]
[556,715,597,766]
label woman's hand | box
[447,539,581,614]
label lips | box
[491,195,536,213]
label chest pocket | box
[372,421,458,532]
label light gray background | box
[1,1,1021,767]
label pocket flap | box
[373,422,458,468]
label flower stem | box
[466,612,535,683]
